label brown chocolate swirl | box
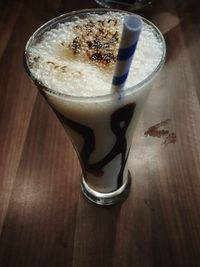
[55,103,136,190]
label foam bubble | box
[27,12,163,97]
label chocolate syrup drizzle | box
[55,103,136,189]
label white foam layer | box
[27,12,164,97]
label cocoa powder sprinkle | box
[67,18,120,66]
[144,119,177,147]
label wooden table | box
[0,0,200,266]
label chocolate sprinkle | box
[67,18,120,66]
[71,37,81,54]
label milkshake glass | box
[94,0,153,10]
[24,9,166,205]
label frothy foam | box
[27,12,164,97]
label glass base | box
[94,0,153,11]
[81,172,131,205]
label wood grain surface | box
[0,0,200,266]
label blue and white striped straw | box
[112,15,142,99]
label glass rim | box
[94,0,152,10]
[24,8,166,101]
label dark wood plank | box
[0,94,80,267]
[0,1,23,59]
[175,0,200,101]
[0,1,39,234]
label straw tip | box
[124,15,142,32]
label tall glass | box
[94,0,153,10]
[24,9,166,205]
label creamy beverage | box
[25,10,165,205]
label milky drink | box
[25,10,165,196]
